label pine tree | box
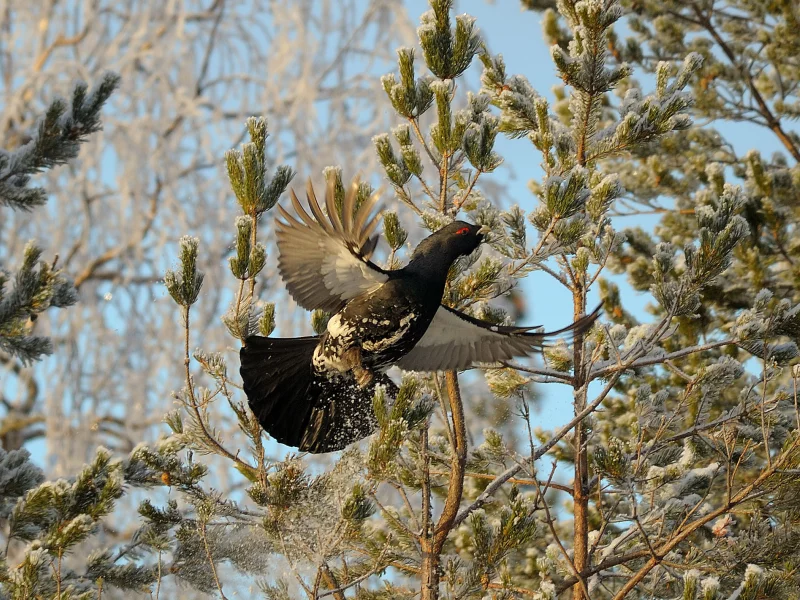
[3,1,799,598]
[0,74,119,364]
[151,0,800,597]
[514,0,800,597]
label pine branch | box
[0,74,118,363]
[532,463,591,599]
[589,339,736,379]
[0,73,120,211]
[611,435,800,599]
[453,367,625,529]
[689,5,800,162]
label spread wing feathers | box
[395,304,602,372]
[276,177,388,312]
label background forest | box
[1,0,799,598]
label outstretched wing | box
[395,304,601,372]
[276,177,388,312]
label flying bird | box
[240,177,600,453]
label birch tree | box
[0,0,416,474]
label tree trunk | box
[572,292,589,600]
[419,371,467,599]
[420,543,441,600]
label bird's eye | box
[456,226,470,235]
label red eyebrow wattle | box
[457,226,470,235]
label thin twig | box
[589,334,731,379]
[453,169,482,211]
[429,469,573,494]
[155,549,162,600]
[532,218,558,257]
[453,369,625,528]
[181,306,256,475]
[317,545,391,598]
[760,354,772,467]
[533,463,591,600]
[277,530,313,598]
[501,361,573,383]
[198,520,228,600]
[409,117,439,166]
[320,564,346,600]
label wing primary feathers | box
[275,176,389,311]
[538,303,602,339]
[361,235,379,260]
[305,178,335,235]
[353,189,380,243]
[324,176,345,235]
[277,202,303,230]
[360,210,384,249]
[343,177,357,234]
[290,188,318,231]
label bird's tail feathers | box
[240,335,396,453]
[240,335,319,447]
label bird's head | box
[407,221,488,275]
[438,220,487,256]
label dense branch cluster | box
[1,0,799,598]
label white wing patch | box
[395,305,544,372]
[321,248,385,302]
[396,304,601,373]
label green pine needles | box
[3,0,800,598]
[0,74,119,364]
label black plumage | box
[240,177,600,453]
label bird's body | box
[240,177,600,453]
[313,277,432,376]
[312,244,463,382]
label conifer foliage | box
[522,0,800,598]
[0,74,119,364]
[2,0,800,598]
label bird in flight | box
[240,177,600,453]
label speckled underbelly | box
[312,308,428,376]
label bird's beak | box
[477,225,490,240]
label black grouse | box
[240,177,600,453]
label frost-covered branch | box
[0,75,118,364]
[0,73,119,211]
